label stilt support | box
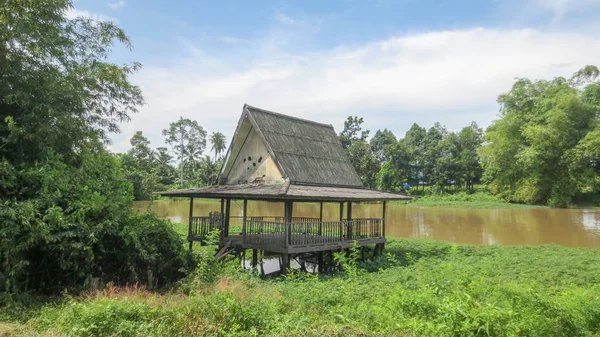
[252,249,258,268]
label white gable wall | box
[224,125,283,185]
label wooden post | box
[188,197,194,250]
[251,249,257,268]
[339,202,344,239]
[382,201,387,237]
[317,252,324,273]
[346,201,352,240]
[242,199,248,237]
[284,200,293,248]
[224,199,231,240]
[281,254,290,274]
[318,202,323,236]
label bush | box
[97,212,188,289]
[0,147,187,298]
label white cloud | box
[112,27,600,153]
[108,0,126,9]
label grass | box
[2,238,600,336]
[403,192,546,209]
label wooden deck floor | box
[221,234,385,254]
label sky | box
[67,0,600,154]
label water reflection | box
[134,200,600,248]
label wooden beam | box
[251,249,257,268]
[346,201,352,221]
[347,201,352,240]
[188,197,194,250]
[382,200,387,237]
[318,202,323,236]
[281,254,290,275]
[339,202,344,221]
[224,199,231,238]
[242,199,248,237]
[319,202,324,222]
[284,200,293,247]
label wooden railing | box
[191,214,383,248]
[231,216,319,224]
[189,213,223,238]
[243,218,383,247]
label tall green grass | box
[2,239,600,336]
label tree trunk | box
[180,135,184,187]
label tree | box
[162,117,207,187]
[187,155,221,186]
[456,122,483,192]
[0,0,185,294]
[155,147,176,185]
[404,123,427,189]
[377,140,412,192]
[347,141,381,188]
[120,131,163,199]
[129,131,154,170]
[339,116,369,149]
[210,131,227,159]
[338,116,379,187]
[421,123,447,190]
[481,66,600,206]
[370,129,396,162]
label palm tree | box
[210,132,227,159]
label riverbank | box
[2,238,599,336]
[403,192,544,209]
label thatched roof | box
[159,182,412,202]
[222,104,363,187]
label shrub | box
[0,148,187,298]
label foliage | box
[377,122,484,193]
[120,131,175,200]
[339,116,369,150]
[346,140,380,188]
[481,66,600,207]
[5,239,600,336]
[210,131,227,160]
[0,0,186,296]
[369,128,396,162]
[338,116,380,187]
[162,117,207,187]
[185,155,223,187]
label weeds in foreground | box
[2,239,600,336]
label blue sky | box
[68,0,600,153]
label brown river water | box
[134,200,600,248]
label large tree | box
[481,66,600,206]
[370,128,396,162]
[162,117,207,187]
[339,116,380,187]
[0,0,184,293]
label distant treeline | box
[338,66,600,207]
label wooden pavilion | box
[159,104,411,273]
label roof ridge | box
[244,104,333,128]
[260,128,344,145]
[275,150,350,162]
